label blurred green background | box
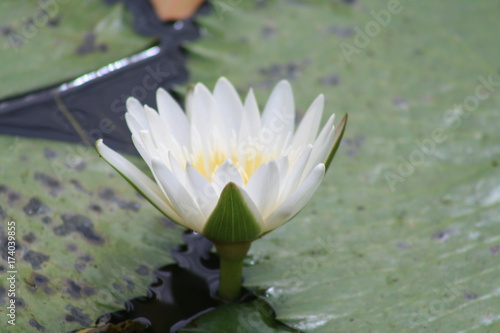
[0,0,499,332]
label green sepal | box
[325,113,348,170]
[203,182,262,243]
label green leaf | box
[179,298,300,333]
[203,183,262,243]
[0,135,183,332]
[0,0,154,100]
[185,0,500,331]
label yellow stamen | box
[190,144,272,184]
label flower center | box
[190,145,270,185]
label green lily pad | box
[0,135,183,332]
[0,0,154,100]
[179,298,299,333]
[184,0,500,331]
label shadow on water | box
[86,231,256,332]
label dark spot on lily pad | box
[15,297,26,308]
[258,60,309,81]
[65,158,87,171]
[261,22,276,39]
[78,253,94,263]
[23,198,51,216]
[490,245,499,255]
[23,250,50,269]
[99,188,115,200]
[135,265,150,276]
[392,97,409,111]
[76,31,108,56]
[322,26,354,38]
[256,0,268,7]
[7,190,21,204]
[112,282,123,291]
[34,172,62,196]
[343,136,365,156]
[463,291,478,300]
[89,203,102,213]
[0,290,5,305]
[397,242,411,249]
[48,17,60,27]
[319,74,340,86]
[74,263,86,271]
[23,232,36,243]
[432,230,455,242]
[64,280,82,299]
[124,278,135,291]
[0,184,7,193]
[29,318,46,331]
[43,286,54,295]
[83,286,96,296]
[65,304,92,326]
[99,188,141,212]
[70,179,89,194]
[43,148,58,160]
[120,201,141,211]
[32,273,50,286]
[41,216,52,224]
[66,243,78,252]
[0,205,6,220]
[0,25,12,36]
[1,234,22,261]
[53,214,104,244]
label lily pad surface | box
[0,135,183,332]
[184,0,500,331]
[0,0,154,100]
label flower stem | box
[214,241,251,302]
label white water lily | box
[96,77,346,243]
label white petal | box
[191,83,229,154]
[212,159,244,193]
[261,80,295,152]
[276,156,289,179]
[156,88,190,148]
[241,88,261,137]
[213,77,244,133]
[139,130,158,154]
[234,183,265,228]
[265,164,325,232]
[314,114,336,147]
[280,144,313,202]
[302,121,335,183]
[291,94,324,149]
[126,97,148,129]
[144,105,166,147]
[125,112,146,138]
[245,161,280,218]
[185,165,218,218]
[167,151,187,186]
[96,140,181,223]
[131,134,153,166]
[151,158,205,232]
[189,83,212,144]
[275,156,289,200]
